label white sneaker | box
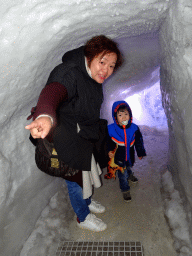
[77,213,107,232]
[88,199,106,213]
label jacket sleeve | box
[134,128,146,157]
[93,119,109,169]
[27,82,68,125]
[107,133,116,153]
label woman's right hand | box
[25,116,52,139]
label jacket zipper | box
[123,125,127,161]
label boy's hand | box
[139,156,144,160]
[108,151,115,159]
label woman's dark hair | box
[84,35,123,71]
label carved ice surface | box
[0,0,192,255]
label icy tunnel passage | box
[1,0,192,255]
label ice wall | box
[160,0,192,242]
[100,33,167,129]
[0,0,179,255]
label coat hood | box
[62,46,88,76]
[46,46,89,85]
[112,100,133,128]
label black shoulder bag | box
[30,135,79,177]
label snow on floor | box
[161,171,192,255]
[20,127,191,256]
[20,184,74,256]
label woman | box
[25,35,123,232]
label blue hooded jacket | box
[108,100,146,167]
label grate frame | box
[56,241,144,256]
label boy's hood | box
[112,100,133,127]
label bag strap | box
[42,138,54,156]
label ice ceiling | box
[1,0,192,255]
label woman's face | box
[89,52,117,83]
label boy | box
[105,100,146,202]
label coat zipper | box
[123,125,127,161]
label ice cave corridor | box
[1,0,192,256]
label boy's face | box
[117,109,130,126]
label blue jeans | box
[117,166,132,192]
[65,180,91,222]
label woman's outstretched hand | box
[25,116,52,139]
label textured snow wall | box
[1,0,192,255]
[160,0,192,244]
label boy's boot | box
[122,191,131,202]
[129,172,138,183]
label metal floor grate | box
[56,241,144,256]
